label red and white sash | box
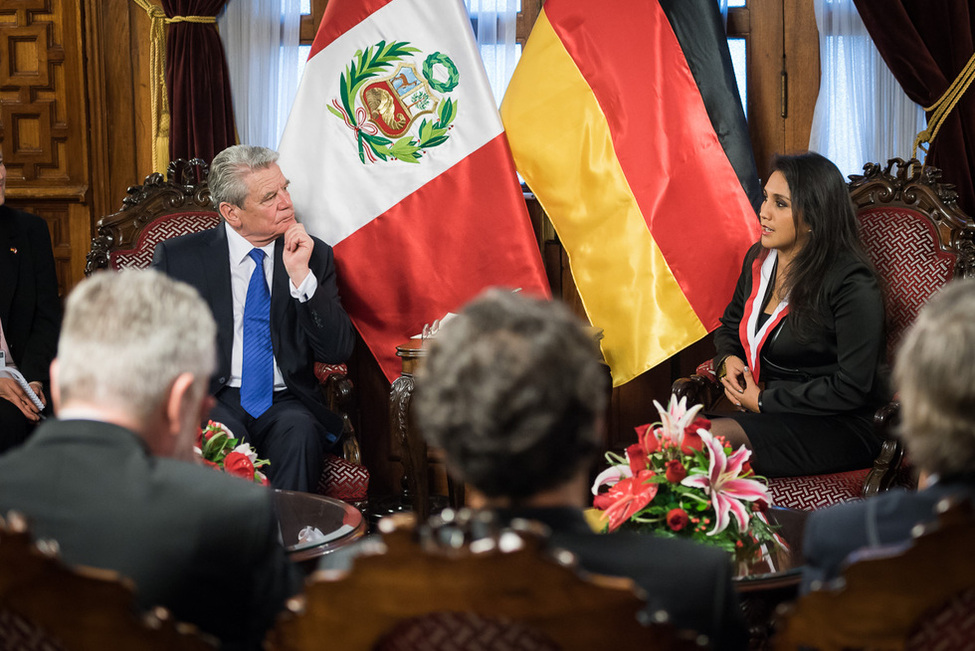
[738,250,790,383]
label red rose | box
[633,423,659,455]
[626,443,650,475]
[666,508,689,532]
[223,451,255,480]
[665,459,687,483]
[740,459,753,476]
[679,417,710,453]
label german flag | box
[501,0,762,386]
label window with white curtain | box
[808,0,925,178]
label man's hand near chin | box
[283,223,313,288]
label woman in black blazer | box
[710,152,889,477]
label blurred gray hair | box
[57,270,216,424]
[208,144,279,208]
[414,289,607,501]
[894,278,975,476]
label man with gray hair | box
[802,278,975,588]
[0,270,301,650]
[153,144,355,492]
[413,289,748,649]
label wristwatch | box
[716,357,728,381]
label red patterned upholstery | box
[316,453,369,504]
[110,211,220,271]
[765,469,869,511]
[374,611,560,651]
[857,206,956,361]
[907,586,975,650]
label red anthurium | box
[223,451,255,480]
[598,470,658,533]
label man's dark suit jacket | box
[0,204,60,388]
[0,418,302,649]
[802,473,975,591]
[152,225,355,438]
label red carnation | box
[223,451,255,480]
[665,459,687,483]
[666,508,689,532]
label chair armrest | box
[315,363,361,466]
[862,400,917,497]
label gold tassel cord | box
[131,0,217,173]
[913,50,975,160]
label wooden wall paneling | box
[744,0,786,177]
[784,0,820,156]
[1,0,91,292]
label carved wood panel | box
[1,0,91,291]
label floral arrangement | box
[195,421,270,486]
[591,395,784,562]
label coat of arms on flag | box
[278,0,550,383]
[326,41,459,164]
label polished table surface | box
[734,506,809,591]
[272,489,366,563]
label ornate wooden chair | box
[673,159,975,510]
[266,510,707,651]
[0,510,215,651]
[773,497,975,650]
[85,160,368,505]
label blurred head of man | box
[414,289,607,507]
[208,144,296,247]
[894,278,975,479]
[52,270,216,460]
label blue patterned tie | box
[241,248,273,418]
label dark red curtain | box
[852,0,975,215]
[162,0,237,164]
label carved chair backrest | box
[85,159,219,275]
[849,159,975,362]
[774,497,975,650]
[265,511,705,651]
[0,511,215,650]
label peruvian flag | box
[279,0,550,382]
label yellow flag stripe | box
[501,10,707,386]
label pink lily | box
[591,464,632,495]
[653,395,704,449]
[681,429,769,536]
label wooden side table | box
[389,339,465,521]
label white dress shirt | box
[224,223,318,390]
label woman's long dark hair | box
[772,152,874,340]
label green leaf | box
[420,135,448,148]
[389,136,421,163]
[326,104,345,121]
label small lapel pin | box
[8,247,16,254]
